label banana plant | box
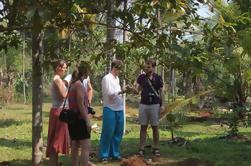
[160,90,214,141]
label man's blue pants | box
[99,107,124,159]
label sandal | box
[101,158,108,164]
[152,148,160,156]
[137,149,145,157]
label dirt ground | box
[120,156,214,166]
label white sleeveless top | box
[51,76,67,108]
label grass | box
[1,103,251,166]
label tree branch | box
[0,25,32,32]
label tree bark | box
[171,68,176,102]
[183,71,193,98]
[105,0,116,73]
[22,32,26,104]
[122,0,128,134]
[32,10,44,166]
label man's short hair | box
[111,59,123,69]
[146,59,156,67]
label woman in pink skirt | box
[46,59,70,166]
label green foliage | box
[228,105,249,136]
[197,0,251,136]
[160,90,214,141]
[0,0,103,64]
[164,113,184,141]
[0,32,21,53]
[1,0,251,149]
[112,0,202,66]
[14,70,32,100]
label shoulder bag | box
[59,83,79,124]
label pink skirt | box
[46,107,70,157]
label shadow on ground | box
[0,137,31,149]
[0,119,25,128]
[0,159,31,166]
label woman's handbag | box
[59,83,79,124]
[59,108,79,124]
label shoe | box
[101,158,108,164]
[152,148,160,156]
[113,156,122,161]
[137,149,145,157]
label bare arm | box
[127,83,141,94]
[87,81,93,104]
[159,86,165,116]
[54,76,67,98]
[159,87,165,107]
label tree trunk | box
[67,33,71,74]
[157,8,165,103]
[183,71,193,98]
[22,32,26,104]
[32,10,44,166]
[106,0,116,73]
[122,0,128,134]
[171,68,176,102]
[169,24,176,102]
[171,128,174,141]
[193,76,205,109]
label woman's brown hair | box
[53,59,67,71]
[71,61,91,83]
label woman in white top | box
[46,59,70,166]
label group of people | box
[46,59,165,166]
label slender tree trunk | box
[106,0,116,73]
[32,10,44,166]
[156,8,161,74]
[171,128,174,141]
[193,76,205,109]
[122,0,128,134]
[183,72,193,98]
[168,25,176,102]
[161,67,165,85]
[171,68,176,102]
[157,7,165,102]
[22,32,26,104]
[67,32,72,75]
